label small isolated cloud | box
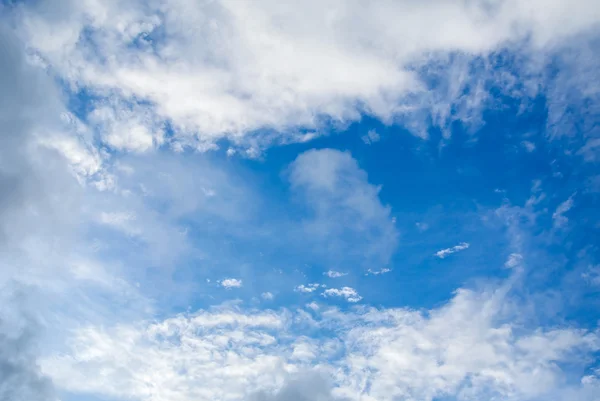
[322,287,362,303]
[219,278,242,289]
[261,292,274,300]
[366,268,392,276]
[553,194,575,228]
[295,284,321,293]
[324,270,347,278]
[505,253,523,269]
[582,265,600,286]
[415,222,429,232]
[521,140,536,152]
[435,242,470,259]
[361,129,381,145]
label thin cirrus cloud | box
[435,242,470,259]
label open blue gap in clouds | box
[66,48,600,322]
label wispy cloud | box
[295,284,321,293]
[553,194,576,228]
[323,270,347,278]
[361,129,381,145]
[505,253,524,269]
[435,242,470,259]
[366,268,392,276]
[261,292,274,300]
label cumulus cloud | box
[220,278,243,289]
[322,287,362,303]
[13,0,600,153]
[435,242,470,259]
[40,282,600,401]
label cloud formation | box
[321,287,362,303]
[289,149,398,268]
[40,282,600,401]
[324,270,347,278]
[435,242,470,259]
[220,278,243,289]
[14,0,600,153]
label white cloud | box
[40,283,600,401]
[435,242,470,259]
[87,100,165,152]
[553,194,576,228]
[361,129,381,145]
[582,265,600,286]
[16,0,600,152]
[220,278,243,289]
[415,222,429,232]
[521,140,536,152]
[324,270,347,278]
[295,283,320,293]
[322,287,362,303]
[366,268,392,276]
[288,149,398,268]
[261,292,274,300]
[505,253,524,269]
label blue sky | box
[1,1,600,401]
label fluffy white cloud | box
[40,282,600,401]
[322,287,362,303]
[582,265,600,286]
[435,242,470,259]
[15,0,600,152]
[220,278,243,289]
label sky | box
[1,0,600,400]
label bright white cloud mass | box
[1,1,600,401]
